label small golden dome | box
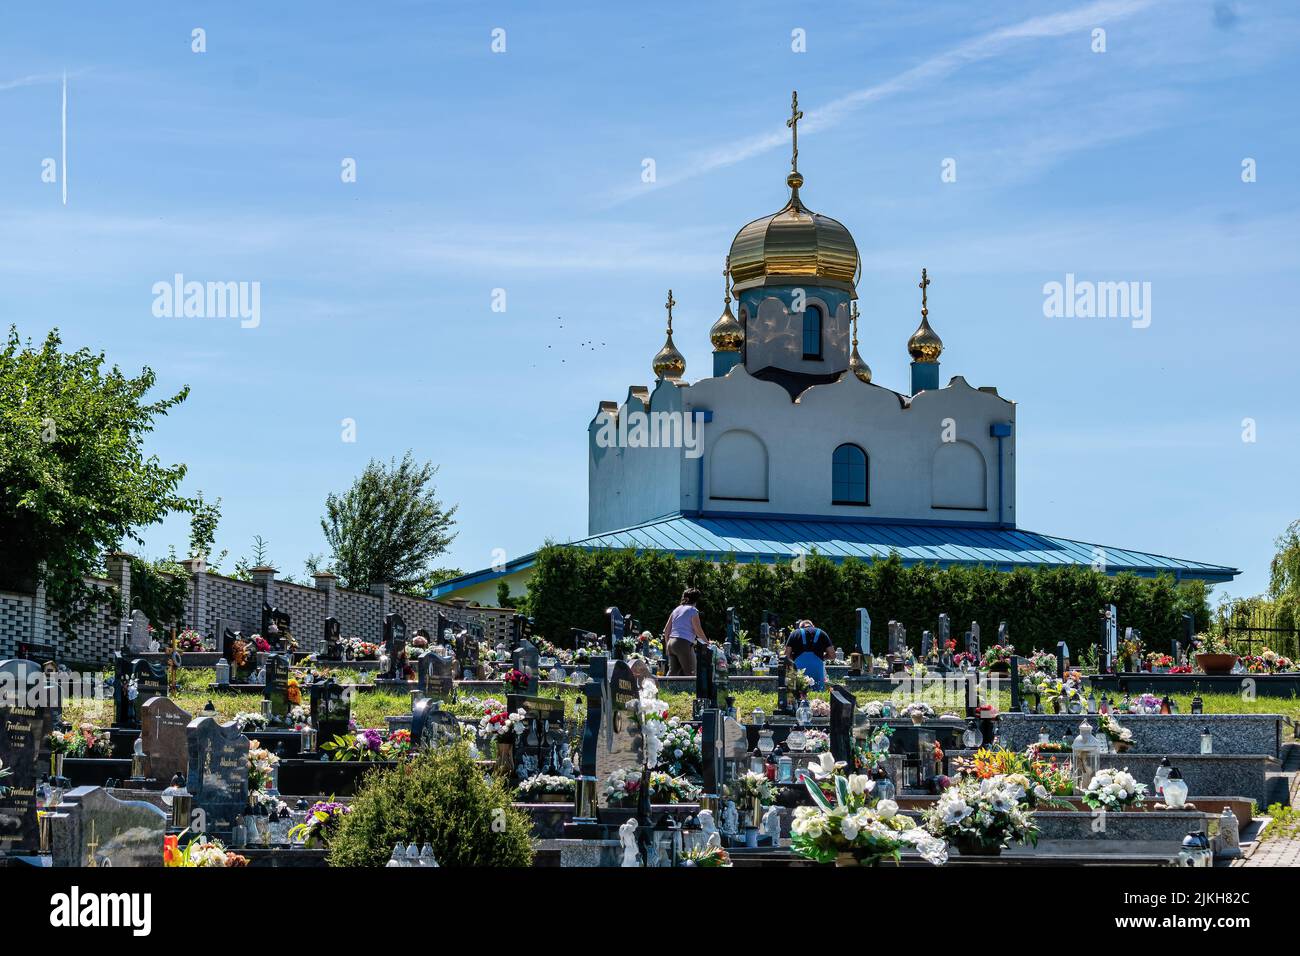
[653,289,687,381]
[907,268,943,363]
[849,304,872,383]
[709,258,744,352]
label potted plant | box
[923,774,1039,856]
[1194,633,1238,675]
[515,773,576,803]
[981,644,1015,674]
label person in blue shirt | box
[785,619,834,690]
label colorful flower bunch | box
[923,774,1038,851]
[1082,767,1146,811]
[1145,652,1174,670]
[602,767,642,805]
[175,629,205,652]
[348,640,381,661]
[47,724,112,757]
[647,771,701,804]
[981,644,1016,668]
[680,843,732,867]
[803,729,831,753]
[808,698,830,719]
[952,651,978,668]
[500,668,530,692]
[247,740,279,790]
[321,728,409,762]
[791,773,946,866]
[164,835,248,867]
[1241,649,1295,673]
[252,635,271,653]
[1029,650,1057,673]
[1127,693,1163,715]
[288,801,351,847]
[478,707,527,740]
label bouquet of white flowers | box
[729,770,773,804]
[1082,767,1147,811]
[657,717,701,776]
[790,773,947,866]
[478,707,527,739]
[923,774,1038,854]
[516,773,576,799]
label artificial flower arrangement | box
[288,704,311,728]
[680,843,732,867]
[252,634,271,653]
[175,629,205,652]
[729,770,774,805]
[858,700,888,719]
[1097,713,1134,751]
[247,740,279,790]
[923,774,1039,854]
[1081,767,1147,811]
[234,711,268,733]
[410,634,429,654]
[602,767,643,806]
[349,640,381,661]
[649,771,700,804]
[789,667,814,698]
[1193,632,1234,656]
[951,651,977,669]
[515,773,576,800]
[248,789,289,816]
[164,834,249,867]
[385,729,412,756]
[981,644,1016,669]
[320,728,403,762]
[1169,664,1193,674]
[478,706,527,741]
[1119,633,1144,668]
[1127,693,1163,715]
[500,668,530,692]
[287,800,351,848]
[286,677,302,706]
[1242,649,1295,674]
[790,772,947,866]
[657,717,702,777]
[1145,652,1174,671]
[899,701,935,722]
[808,698,830,719]
[802,729,831,753]
[47,724,112,757]
[954,746,1073,805]
[1029,650,1057,674]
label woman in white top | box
[661,588,706,676]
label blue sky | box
[1,0,1296,600]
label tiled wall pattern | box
[0,559,522,665]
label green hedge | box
[524,546,1211,657]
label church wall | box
[588,381,688,534]
[685,367,1015,526]
[739,287,852,376]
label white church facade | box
[434,94,1235,605]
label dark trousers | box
[667,637,696,676]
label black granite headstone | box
[418,650,456,701]
[185,717,249,838]
[0,660,54,855]
[309,678,350,745]
[829,684,856,767]
[322,617,343,661]
[606,606,625,660]
[382,612,408,681]
[263,654,290,722]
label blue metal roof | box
[430,513,1238,598]
[565,514,1239,583]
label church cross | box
[787,90,803,174]
[919,268,930,317]
[664,289,676,332]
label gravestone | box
[322,617,344,661]
[937,613,951,652]
[700,709,724,804]
[142,696,192,782]
[1008,655,1025,713]
[774,657,791,715]
[263,654,291,723]
[759,610,780,650]
[185,717,249,838]
[261,603,292,651]
[856,608,871,657]
[511,640,541,696]
[921,631,934,659]
[383,612,408,681]
[411,697,458,749]
[695,642,717,717]
[596,660,644,809]
[128,609,152,653]
[0,659,54,854]
[48,786,167,868]
[1101,605,1118,671]
[723,716,748,779]
[968,620,981,659]
[996,621,1009,649]
[510,614,533,650]
[724,607,741,658]
[510,695,566,776]
[829,684,856,767]
[309,678,350,745]
[115,656,167,730]
[418,650,456,702]
[606,606,625,660]
[887,620,901,655]
[1056,641,1070,678]
[222,627,256,683]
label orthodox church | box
[434,94,1236,605]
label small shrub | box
[326,743,534,867]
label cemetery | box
[1,589,1294,872]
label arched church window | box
[832,443,868,505]
[802,305,822,359]
[710,430,769,501]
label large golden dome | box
[727,171,860,293]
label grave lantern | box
[1071,719,1102,791]
[1038,726,1050,746]
[1153,757,1172,797]
[1190,694,1203,715]
[1179,831,1212,867]
[300,720,317,754]
[215,657,231,685]
[1201,727,1213,754]
[1162,766,1188,809]
[778,753,794,783]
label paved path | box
[1238,739,1300,866]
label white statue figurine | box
[721,800,739,835]
[619,818,640,867]
[762,805,782,843]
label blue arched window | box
[802,306,822,359]
[832,443,868,505]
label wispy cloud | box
[601,0,1160,205]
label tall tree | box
[0,327,192,629]
[311,452,458,593]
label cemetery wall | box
[0,556,521,666]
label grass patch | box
[1262,803,1300,841]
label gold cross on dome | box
[664,289,676,331]
[787,91,803,173]
[919,268,931,317]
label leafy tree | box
[0,327,192,631]
[309,452,457,594]
[1268,519,1300,630]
